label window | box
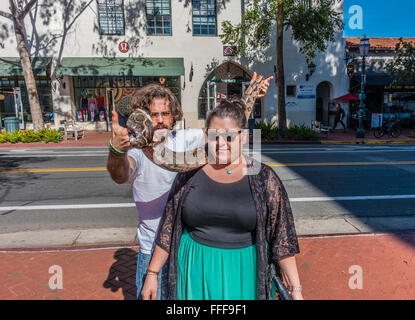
[97,0,125,35]
[146,0,172,35]
[192,0,217,36]
[287,85,297,97]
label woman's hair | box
[131,83,183,127]
[205,99,248,129]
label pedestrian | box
[332,103,346,132]
[106,76,273,300]
[141,98,302,300]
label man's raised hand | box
[111,111,131,152]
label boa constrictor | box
[125,75,266,172]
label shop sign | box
[0,43,4,49]
[371,113,383,128]
[347,61,355,78]
[223,46,237,56]
[118,41,129,53]
[297,84,316,99]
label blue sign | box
[343,0,415,37]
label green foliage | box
[255,120,279,141]
[386,38,415,85]
[19,130,42,143]
[255,121,319,140]
[220,0,343,61]
[282,124,320,140]
[37,128,64,143]
[0,128,63,144]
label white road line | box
[2,195,415,211]
[290,195,415,202]
[0,203,136,211]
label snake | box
[126,75,266,172]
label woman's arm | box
[278,255,303,300]
[140,245,170,300]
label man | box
[332,103,346,132]
[107,75,272,300]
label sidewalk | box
[1,128,415,148]
[321,128,415,145]
[0,131,111,148]
[1,230,414,300]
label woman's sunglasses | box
[213,130,242,143]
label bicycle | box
[373,117,402,138]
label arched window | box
[197,61,262,119]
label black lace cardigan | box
[155,159,300,300]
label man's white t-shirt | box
[127,128,205,255]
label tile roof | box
[346,37,415,50]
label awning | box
[0,57,52,76]
[335,93,359,101]
[55,57,185,77]
[352,72,393,87]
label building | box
[0,0,349,131]
[346,37,415,127]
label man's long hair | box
[131,83,183,127]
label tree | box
[0,0,44,130]
[220,0,343,135]
[386,38,415,86]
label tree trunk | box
[13,17,44,130]
[276,0,287,136]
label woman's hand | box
[291,291,304,300]
[141,274,158,300]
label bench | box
[311,120,330,139]
[63,120,84,141]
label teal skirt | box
[177,229,257,300]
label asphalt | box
[1,141,415,300]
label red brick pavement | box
[1,232,415,300]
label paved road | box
[1,144,415,234]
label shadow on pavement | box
[265,145,415,248]
[103,248,138,300]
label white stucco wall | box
[0,0,349,129]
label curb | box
[322,140,415,145]
[0,143,108,148]
[2,216,415,250]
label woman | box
[141,99,303,300]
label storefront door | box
[13,87,24,129]
[106,88,115,131]
[206,81,216,112]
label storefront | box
[0,57,52,127]
[350,72,415,127]
[197,61,262,120]
[56,57,184,126]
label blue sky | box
[343,0,415,37]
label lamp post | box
[357,36,370,139]
[306,61,316,81]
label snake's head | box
[126,109,154,149]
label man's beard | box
[153,124,171,142]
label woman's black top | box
[181,169,256,249]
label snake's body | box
[126,75,265,172]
